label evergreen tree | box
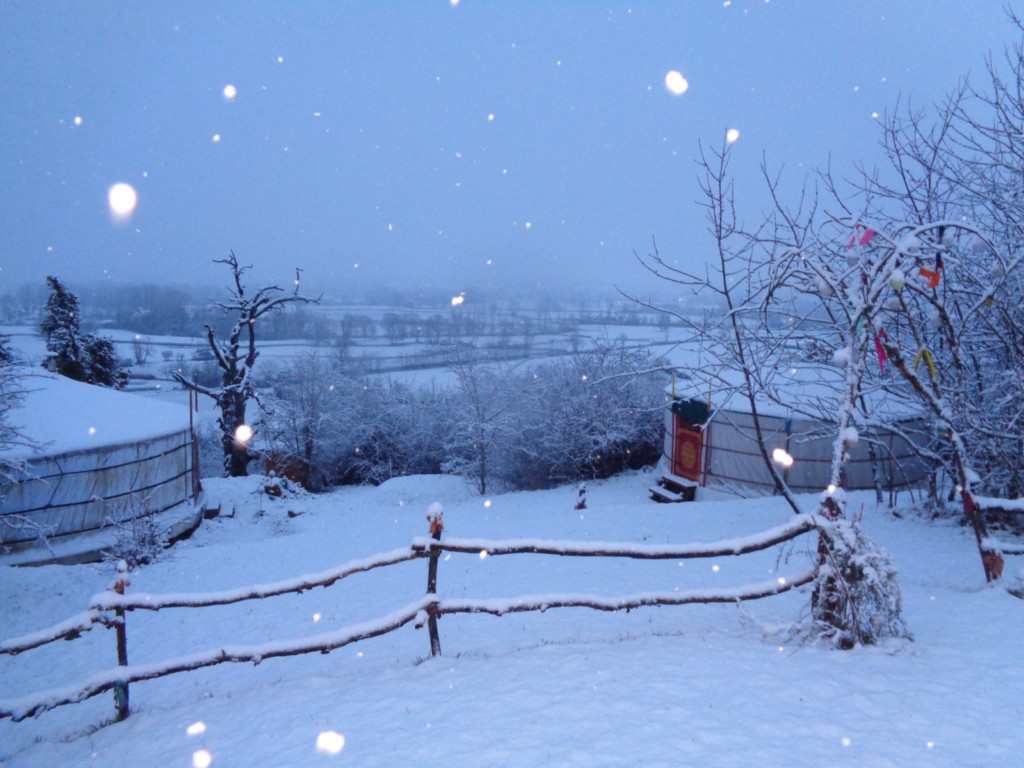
[84,335,128,389]
[0,334,16,366]
[40,276,127,390]
[40,275,80,340]
[41,276,87,380]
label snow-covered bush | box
[195,420,227,480]
[442,355,519,494]
[494,341,664,489]
[811,516,910,647]
[0,350,53,549]
[1,343,28,467]
[261,365,452,489]
[442,340,665,493]
[258,340,662,493]
[103,512,168,570]
[0,333,16,367]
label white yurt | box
[656,366,931,498]
[1,370,200,562]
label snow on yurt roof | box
[2,369,190,461]
[670,360,923,421]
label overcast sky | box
[0,1,1017,299]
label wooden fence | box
[0,509,822,724]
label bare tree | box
[631,138,917,643]
[260,354,339,490]
[1,346,51,547]
[131,335,152,366]
[804,32,1024,580]
[631,141,815,514]
[443,350,521,495]
[173,252,318,477]
[642,63,1024,589]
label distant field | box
[3,315,688,405]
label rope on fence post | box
[425,502,444,657]
[112,560,131,721]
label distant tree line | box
[0,280,681,346]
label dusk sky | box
[0,1,1017,298]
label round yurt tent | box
[1,370,199,561]
[658,368,931,497]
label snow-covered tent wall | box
[663,396,930,495]
[1,371,198,551]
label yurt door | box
[671,413,704,482]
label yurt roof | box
[2,369,190,461]
[671,361,923,421]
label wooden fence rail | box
[0,510,823,723]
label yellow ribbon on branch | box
[914,348,938,382]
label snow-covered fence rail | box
[0,609,108,656]
[414,515,819,560]
[437,576,816,617]
[412,513,821,655]
[0,546,426,721]
[0,546,423,656]
[0,512,822,723]
[0,598,435,723]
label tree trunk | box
[220,389,250,477]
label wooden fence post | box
[425,503,444,657]
[575,482,587,510]
[112,560,131,721]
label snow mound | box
[374,474,478,509]
[200,474,307,513]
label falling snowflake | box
[108,183,138,220]
[664,70,688,96]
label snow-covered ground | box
[1,472,1021,767]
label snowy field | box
[1,472,1021,767]
[1,320,681,403]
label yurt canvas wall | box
[1,371,198,551]
[663,397,930,495]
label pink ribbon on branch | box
[874,329,888,373]
[846,225,876,248]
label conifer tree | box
[40,276,127,390]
